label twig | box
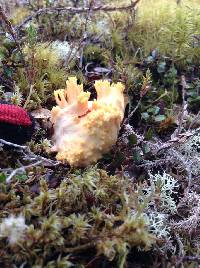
[63,241,96,253]
[121,85,170,141]
[169,149,192,192]
[6,160,43,183]
[153,128,200,154]
[175,233,185,258]
[182,256,200,264]
[145,90,168,110]
[0,76,14,91]
[172,75,188,138]
[78,0,95,69]
[122,98,142,125]
[188,110,200,130]
[16,1,141,30]
[0,139,27,150]
[23,84,35,109]
[0,138,60,183]
[0,6,25,65]
[0,5,32,90]
[137,158,171,169]
[179,75,188,131]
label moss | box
[127,0,200,66]
[83,44,110,65]
[15,43,67,109]
[0,168,155,267]
[1,0,200,266]
[10,7,30,26]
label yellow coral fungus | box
[51,77,125,167]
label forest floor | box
[0,0,200,267]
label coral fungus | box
[51,77,125,167]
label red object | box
[0,103,32,126]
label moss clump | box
[0,168,154,267]
[127,0,200,66]
[15,43,67,109]
[10,7,30,25]
[83,44,110,65]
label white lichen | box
[146,172,178,213]
[177,133,200,176]
[50,40,78,65]
[0,215,28,245]
[146,212,170,238]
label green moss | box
[127,0,200,65]
[0,168,154,267]
[83,44,110,65]
[15,43,67,109]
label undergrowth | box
[0,0,200,267]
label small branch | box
[175,234,185,258]
[6,160,43,183]
[79,0,95,69]
[23,84,34,109]
[145,90,168,110]
[0,5,31,90]
[16,1,141,30]
[122,83,166,125]
[63,241,96,253]
[172,75,188,138]
[0,138,60,183]
[137,158,171,169]
[0,76,14,91]
[153,128,200,154]
[122,98,142,125]
[0,139,27,150]
[0,6,25,65]
[182,256,200,264]
[189,110,200,130]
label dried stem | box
[0,139,27,150]
[0,6,25,65]
[0,138,60,183]
[63,241,96,253]
[16,1,141,30]
[6,160,43,183]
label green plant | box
[16,41,67,109]
[128,0,200,66]
[0,168,155,266]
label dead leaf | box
[31,108,51,119]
